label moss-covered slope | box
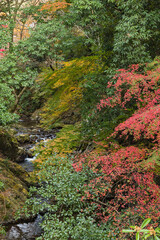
[0,156,32,224]
[38,56,101,128]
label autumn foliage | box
[0,49,5,57]
[97,60,160,143]
[71,60,160,237]
[27,59,160,239]
[39,56,100,127]
[39,0,70,15]
[97,63,160,112]
[73,147,160,235]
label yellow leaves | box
[0,12,6,17]
[52,76,68,88]
[63,61,75,67]
[39,56,100,127]
[33,124,81,169]
[39,0,71,14]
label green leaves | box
[136,232,140,240]
[0,45,38,124]
[123,218,160,240]
[112,0,151,67]
[122,229,135,233]
[0,225,6,236]
[141,218,151,229]
[0,21,10,48]
[0,181,4,190]
[20,154,109,239]
[111,0,160,67]
[17,17,74,67]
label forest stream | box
[4,119,56,240]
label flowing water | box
[5,119,57,240]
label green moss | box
[16,134,30,144]
[144,149,160,176]
[0,157,32,224]
[0,127,20,161]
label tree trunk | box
[11,86,28,113]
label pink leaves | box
[0,48,5,56]
[1,25,8,28]
[97,64,160,111]
[113,105,160,143]
[74,62,160,233]
[73,146,160,230]
[97,63,160,145]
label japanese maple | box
[73,147,160,236]
[72,62,160,235]
[97,64,160,111]
[39,0,70,15]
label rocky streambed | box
[0,119,57,240]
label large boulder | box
[0,128,26,162]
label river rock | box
[6,215,43,240]
[16,134,31,144]
[0,128,26,162]
[31,109,41,122]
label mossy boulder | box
[0,128,26,162]
[0,156,32,224]
[16,134,31,144]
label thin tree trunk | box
[11,86,28,113]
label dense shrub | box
[19,155,109,240]
[21,145,160,239]
[73,147,160,238]
[98,62,160,112]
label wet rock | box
[16,134,39,145]
[29,134,39,143]
[26,150,33,158]
[0,128,33,162]
[16,134,31,144]
[6,226,21,239]
[6,215,42,240]
[0,127,20,161]
[17,147,27,163]
[31,109,41,122]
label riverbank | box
[0,119,57,239]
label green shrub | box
[20,155,109,240]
